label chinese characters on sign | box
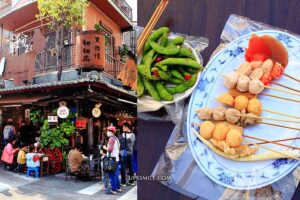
[75,31,105,69]
[11,33,34,54]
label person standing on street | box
[3,119,16,146]
[106,126,121,195]
[18,120,30,145]
[120,122,136,186]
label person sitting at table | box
[1,137,20,171]
[26,146,41,177]
[68,143,84,173]
[17,144,27,174]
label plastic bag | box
[150,14,298,200]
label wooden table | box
[137,0,300,199]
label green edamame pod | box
[143,77,161,100]
[166,74,198,94]
[160,32,169,47]
[167,77,184,84]
[170,69,185,80]
[167,36,184,46]
[176,48,196,60]
[150,41,180,55]
[137,73,145,97]
[151,67,171,80]
[138,65,160,80]
[185,67,199,74]
[178,67,190,76]
[143,27,170,54]
[155,58,202,69]
[155,82,173,101]
[156,64,168,71]
[138,50,155,78]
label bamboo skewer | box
[272,82,300,93]
[236,114,300,124]
[137,0,169,54]
[264,85,300,96]
[263,109,300,120]
[261,93,300,104]
[254,136,300,145]
[244,135,300,150]
[283,73,300,83]
[243,139,300,161]
[259,121,300,131]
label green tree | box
[36,0,89,80]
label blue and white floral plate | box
[187,30,300,190]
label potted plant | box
[118,44,129,62]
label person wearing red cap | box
[106,126,121,195]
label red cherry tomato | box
[245,35,272,62]
[155,56,164,63]
[271,62,284,79]
[260,72,273,86]
[184,74,192,81]
[152,70,159,77]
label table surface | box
[137,0,300,200]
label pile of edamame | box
[138,27,203,101]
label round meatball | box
[261,59,273,73]
[217,93,235,107]
[197,108,213,120]
[247,98,262,116]
[244,113,259,125]
[250,61,263,70]
[200,121,215,140]
[226,129,243,148]
[249,68,263,80]
[237,75,250,92]
[224,71,240,89]
[213,106,226,121]
[213,122,229,141]
[234,95,249,111]
[225,108,241,124]
[237,62,252,76]
[249,79,265,94]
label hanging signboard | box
[92,103,102,118]
[48,116,58,123]
[57,101,69,119]
[75,31,105,69]
[75,119,87,129]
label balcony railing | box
[105,54,124,78]
[112,0,133,20]
[35,47,72,73]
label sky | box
[126,0,137,21]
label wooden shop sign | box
[75,31,105,69]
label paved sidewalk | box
[0,167,137,200]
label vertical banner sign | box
[75,31,105,69]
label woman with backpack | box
[2,119,16,145]
[105,126,121,195]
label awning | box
[0,95,50,105]
[0,1,39,32]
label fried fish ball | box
[261,59,273,73]
[225,108,241,124]
[249,68,263,80]
[213,106,226,121]
[249,79,264,94]
[237,62,252,76]
[224,71,240,89]
[200,121,215,140]
[244,113,259,125]
[250,61,263,70]
[228,88,257,99]
[217,93,235,106]
[247,98,262,116]
[234,95,249,111]
[197,108,213,120]
[213,122,229,141]
[226,129,243,148]
[237,75,250,92]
